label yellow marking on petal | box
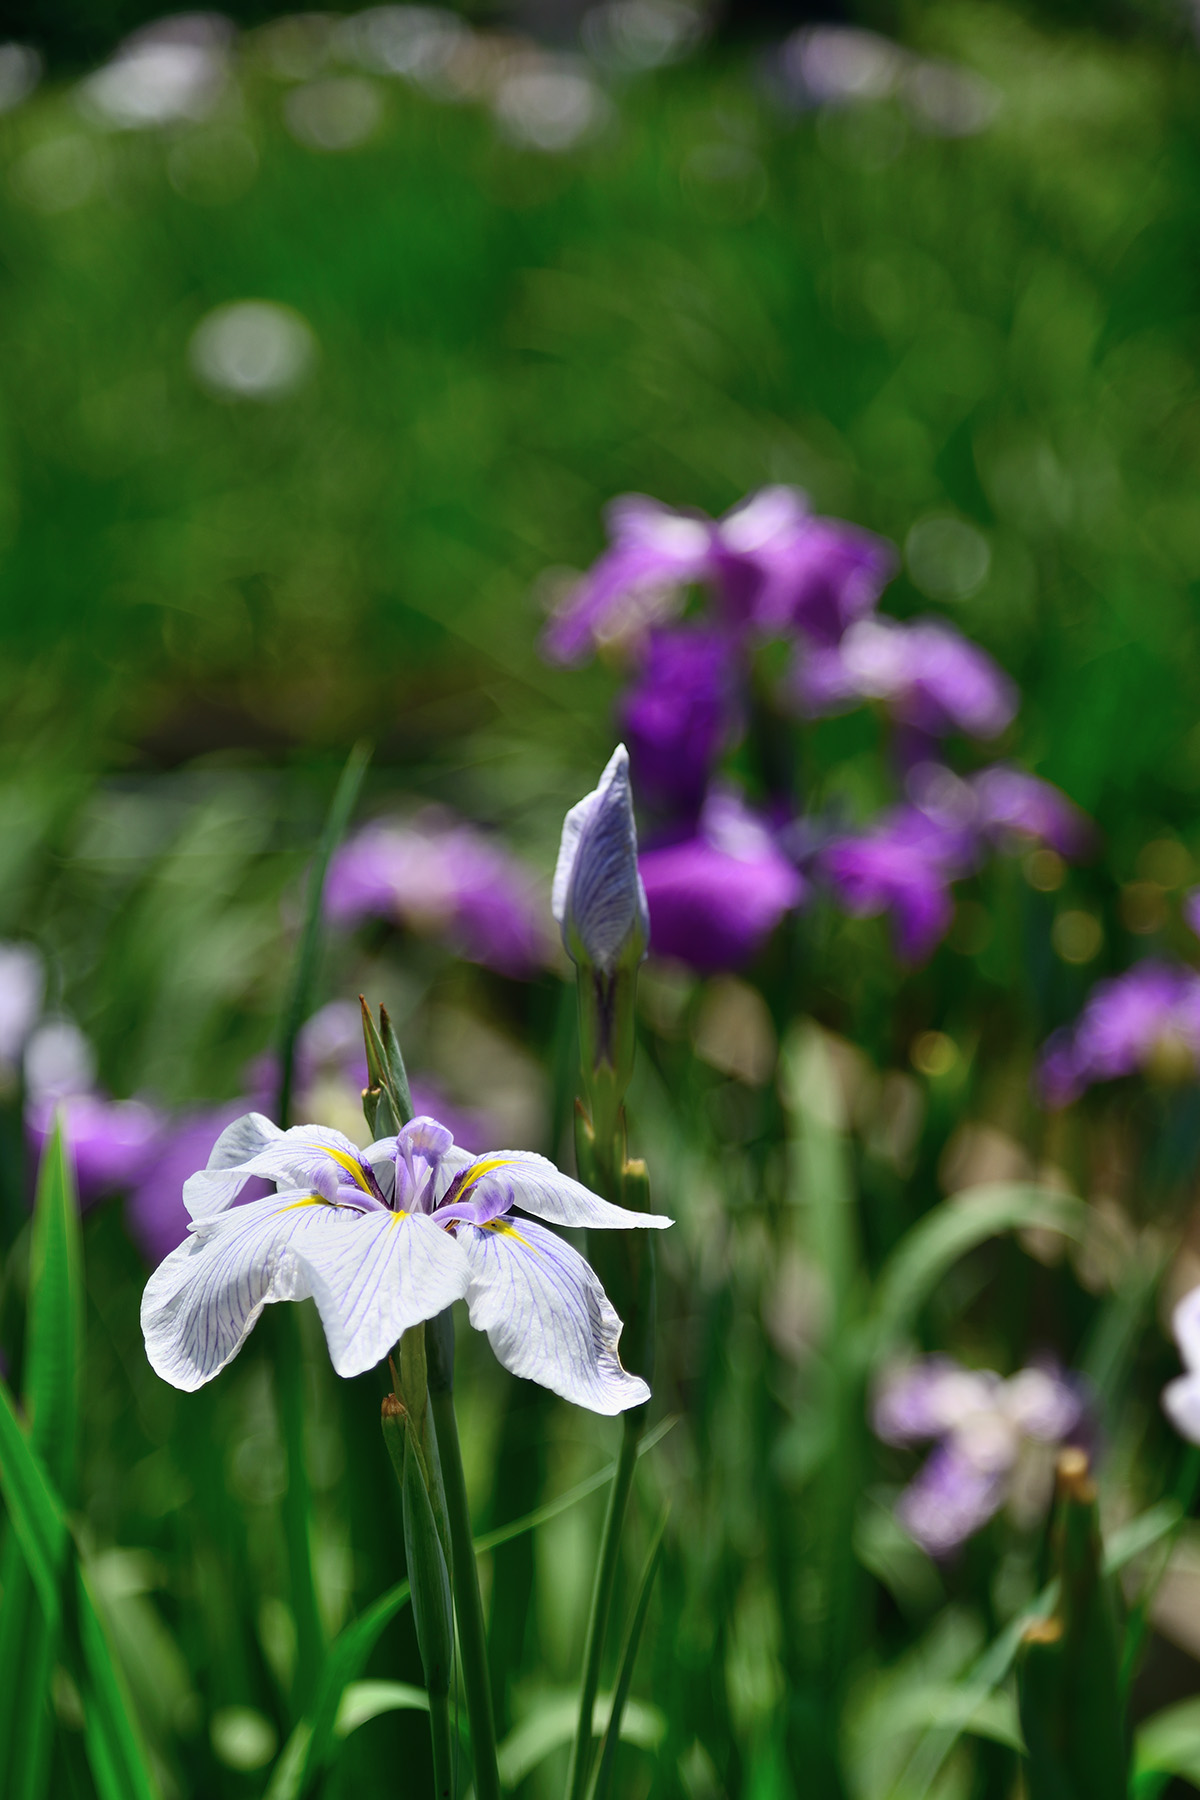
[279,1194,330,1212]
[483,1219,538,1252]
[390,1210,408,1226]
[457,1156,517,1197]
[325,1144,374,1193]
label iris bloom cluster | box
[142,1111,670,1412]
[541,485,1092,970]
[1038,960,1200,1107]
[874,1355,1085,1556]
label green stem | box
[428,1690,455,1800]
[274,1308,324,1717]
[427,1319,500,1800]
[564,1412,640,1800]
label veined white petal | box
[439,1150,671,1231]
[141,1191,348,1391]
[184,1117,375,1219]
[458,1216,649,1415]
[297,1208,470,1379]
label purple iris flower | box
[23,1015,165,1207]
[620,626,740,815]
[794,616,1017,740]
[542,486,895,664]
[325,810,548,978]
[820,803,974,962]
[970,766,1094,859]
[1036,961,1200,1107]
[638,789,805,972]
[874,1356,1084,1556]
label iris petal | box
[435,1150,671,1232]
[183,1116,377,1219]
[299,1208,470,1379]
[457,1215,649,1415]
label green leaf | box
[0,1373,158,1800]
[1135,1697,1200,1792]
[588,1509,668,1800]
[0,1121,84,1800]
[495,1694,665,1791]
[869,1185,1089,1363]
[335,1681,430,1737]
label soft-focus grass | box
[1,6,1200,1798]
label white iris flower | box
[142,1113,671,1414]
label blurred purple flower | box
[326,810,548,978]
[127,1100,252,1265]
[23,1014,165,1207]
[29,1092,165,1209]
[638,789,805,972]
[620,626,740,815]
[542,486,895,664]
[820,804,974,962]
[874,1356,1084,1556]
[1035,961,1200,1107]
[970,766,1094,859]
[794,616,1017,740]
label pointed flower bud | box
[553,746,649,974]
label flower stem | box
[428,1689,455,1800]
[427,1312,501,1800]
[273,1308,324,1717]
[563,1410,640,1800]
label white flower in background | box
[493,57,610,153]
[582,1,706,73]
[0,45,41,114]
[189,300,316,400]
[142,1112,671,1411]
[0,942,43,1072]
[78,16,232,130]
[1164,1286,1200,1442]
[334,6,469,88]
[553,745,648,973]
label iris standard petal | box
[298,1208,470,1379]
[457,1216,649,1415]
[141,1190,347,1391]
[435,1150,672,1231]
[183,1117,377,1219]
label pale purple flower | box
[875,1356,1084,1556]
[23,1015,165,1205]
[794,616,1017,740]
[553,745,649,973]
[541,486,895,664]
[820,804,973,962]
[29,1092,165,1207]
[1035,961,1200,1107]
[638,789,805,972]
[0,942,43,1074]
[620,627,740,816]
[970,766,1094,859]
[142,1112,671,1411]
[325,810,548,978]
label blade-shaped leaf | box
[869,1185,1089,1364]
[588,1509,668,1800]
[0,1373,158,1800]
[0,1122,84,1800]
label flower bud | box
[553,746,649,974]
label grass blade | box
[0,1121,84,1800]
[587,1508,668,1800]
[869,1185,1089,1364]
[272,740,371,1717]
